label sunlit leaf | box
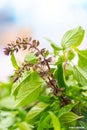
[19,122,33,130]
[82,91,87,97]
[12,73,31,95]
[0,96,16,109]
[61,26,85,49]
[15,72,46,106]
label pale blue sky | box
[0,0,87,39]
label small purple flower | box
[3,47,10,55]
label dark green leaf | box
[61,26,85,49]
[54,63,67,88]
[11,53,19,69]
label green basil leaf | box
[61,26,85,49]
[73,66,87,86]
[24,53,37,63]
[58,103,78,118]
[60,112,83,124]
[26,102,49,122]
[15,72,46,106]
[19,122,33,130]
[68,50,75,61]
[49,111,61,130]
[11,73,31,96]
[54,63,67,88]
[77,49,87,71]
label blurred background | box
[0,0,87,81]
